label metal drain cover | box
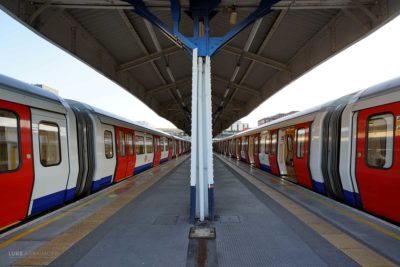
[189,227,216,239]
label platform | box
[0,154,399,266]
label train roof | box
[356,76,400,101]
[0,73,67,113]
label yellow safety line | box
[12,156,188,266]
[0,188,112,250]
[218,155,396,266]
[224,155,400,241]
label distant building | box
[226,121,249,132]
[34,84,59,95]
[258,111,298,126]
[157,128,189,138]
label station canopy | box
[1,0,400,135]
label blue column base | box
[208,185,215,221]
[190,185,196,224]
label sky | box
[0,8,400,129]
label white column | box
[190,51,214,223]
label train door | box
[134,132,147,174]
[259,131,271,172]
[236,138,241,159]
[356,104,400,222]
[268,129,280,176]
[0,101,34,230]
[241,136,249,162]
[114,127,128,181]
[293,123,313,189]
[168,138,173,160]
[30,109,69,215]
[125,130,136,178]
[145,134,154,167]
[253,134,260,168]
[248,136,254,164]
[153,136,161,167]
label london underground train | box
[0,74,190,231]
[214,77,400,224]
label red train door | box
[356,103,400,222]
[0,100,34,230]
[269,129,280,176]
[114,127,128,182]
[125,130,136,178]
[153,136,161,167]
[293,123,313,189]
[253,134,260,168]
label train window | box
[135,135,145,155]
[104,131,113,159]
[271,133,277,155]
[260,135,266,153]
[0,110,19,172]
[39,122,61,166]
[126,133,134,156]
[254,137,259,153]
[296,128,306,158]
[146,136,154,153]
[163,137,168,151]
[265,133,271,154]
[119,131,126,157]
[366,114,393,169]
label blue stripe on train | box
[160,158,168,164]
[91,175,113,192]
[312,180,326,195]
[134,163,153,175]
[31,190,66,215]
[343,190,363,208]
[65,187,76,202]
[259,164,272,173]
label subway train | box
[214,77,400,224]
[0,74,190,231]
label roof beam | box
[213,75,260,96]
[221,45,288,71]
[147,77,191,95]
[118,46,181,72]
[28,1,371,11]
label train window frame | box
[271,133,277,155]
[254,136,259,154]
[296,128,306,159]
[265,133,271,154]
[104,130,114,159]
[38,121,62,167]
[119,131,126,157]
[135,135,145,155]
[365,113,394,169]
[146,136,154,154]
[126,132,134,156]
[0,109,21,173]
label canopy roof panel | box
[1,0,399,135]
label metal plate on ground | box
[189,227,216,239]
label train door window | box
[164,138,168,151]
[296,128,306,158]
[119,131,126,157]
[254,137,259,154]
[39,122,61,166]
[366,114,394,169]
[271,133,277,155]
[265,133,271,154]
[146,136,154,153]
[126,133,134,156]
[104,131,113,159]
[135,135,145,155]
[260,135,266,153]
[0,110,19,172]
[160,138,164,152]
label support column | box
[190,49,214,223]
